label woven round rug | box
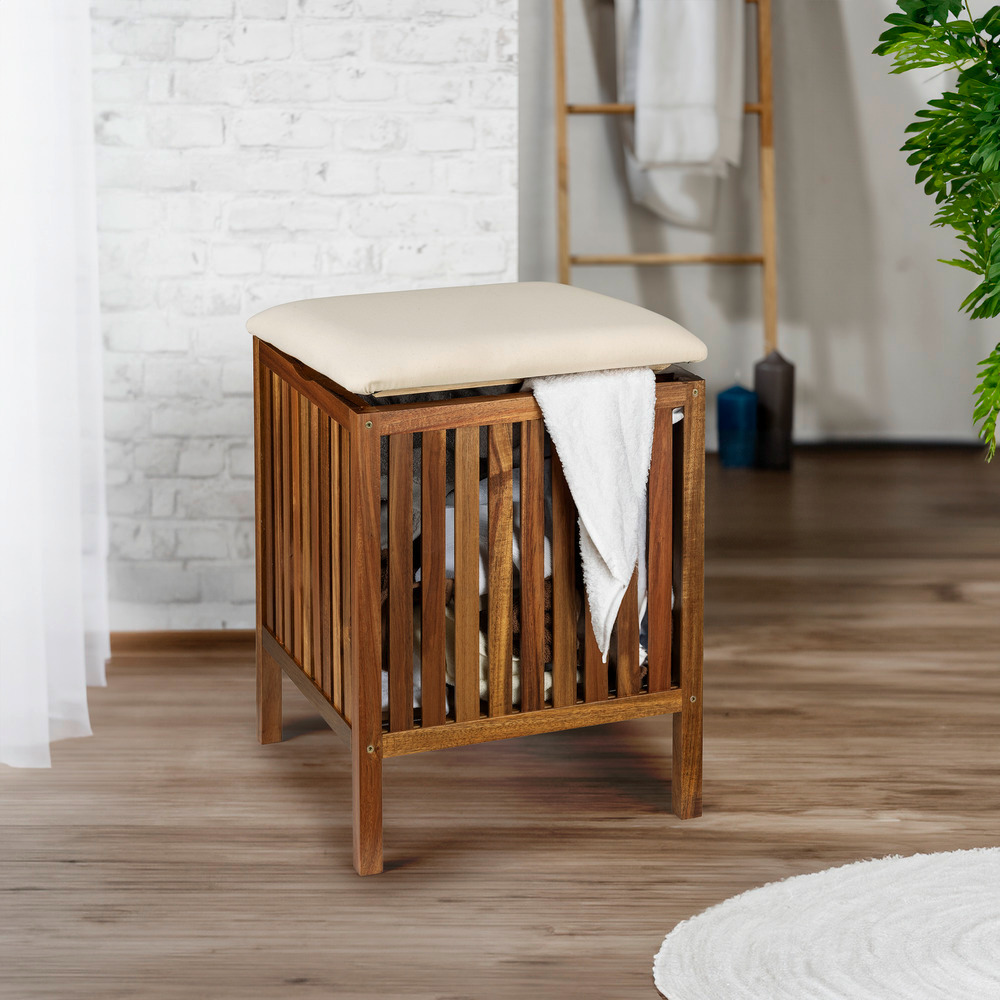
[653,848,1000,1000]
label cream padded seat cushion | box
[246,281,707,395]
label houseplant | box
[876,0,1000,458]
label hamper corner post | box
[672,379,706,820]
[349,410,384,876]
[254,338,283,745]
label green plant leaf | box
[877,1,1000,457]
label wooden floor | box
[3,449,999,999]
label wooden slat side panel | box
[317,411,332,699]
[518,419,545,712]
[340,425,353,725]
[614,570,641,698]
[487,424,513,718]
[550,448,577,708]
[388,434,415,732]
[330,420,344,714]
[420,429,447,728]
[453,425,480,723]
[647,405,674,692]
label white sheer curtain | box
[0,0,110,767]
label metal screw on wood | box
[690,695,697,703]
[692,388,699,396]
[365,420,373,428]
[366,745,374,754]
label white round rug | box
[653,848,1000,1000]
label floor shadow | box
[280,713,332,741]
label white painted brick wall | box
[93,0,518,630]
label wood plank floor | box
[2,449,999,999]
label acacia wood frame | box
[253,337,705,875]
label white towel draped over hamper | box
[525,368,657,661]
[615,0,745,228]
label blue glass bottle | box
[717,383,757,468]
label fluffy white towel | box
[525,368,656,661]
[615,0,745,228]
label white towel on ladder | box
[524,368,656,662]
[615,0,745,228]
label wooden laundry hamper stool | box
[249,282,706,875]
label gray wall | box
[520,0,996,447]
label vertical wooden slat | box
[614,570,641,697]
[453,425,480,722]
[330,420,344,714]
[309,401,322,689]
[299,394,312,678]
[281,380,293,652]
[551,448,577,708]
[257,351,274,633]
[583,601,607,702]
[350,416,383,876]
[340,424,353,724]
[293,391,303,665]
[290,390,304,668]
[420,429,447,728]
[519,420,545,712]
[672,388,705,820]
[487,424,513,718]
[317,412,332,699]
[647,403,674,693]
[271,373,283,643]
[388,434,414,732]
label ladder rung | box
[567,102,763,116]
[571,253,765,267]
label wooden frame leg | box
[672,703,702,819]
[257,637,283,744]
[351,736,383,876]
[672,381,705,820]
[350,416,384,875]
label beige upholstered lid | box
[246,281,707,395]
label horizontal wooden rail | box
[370,392,543,434]
[381,689,684,758]
[567,102,762,116]
[571,253,764,267]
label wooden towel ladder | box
[553,0,779,353]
